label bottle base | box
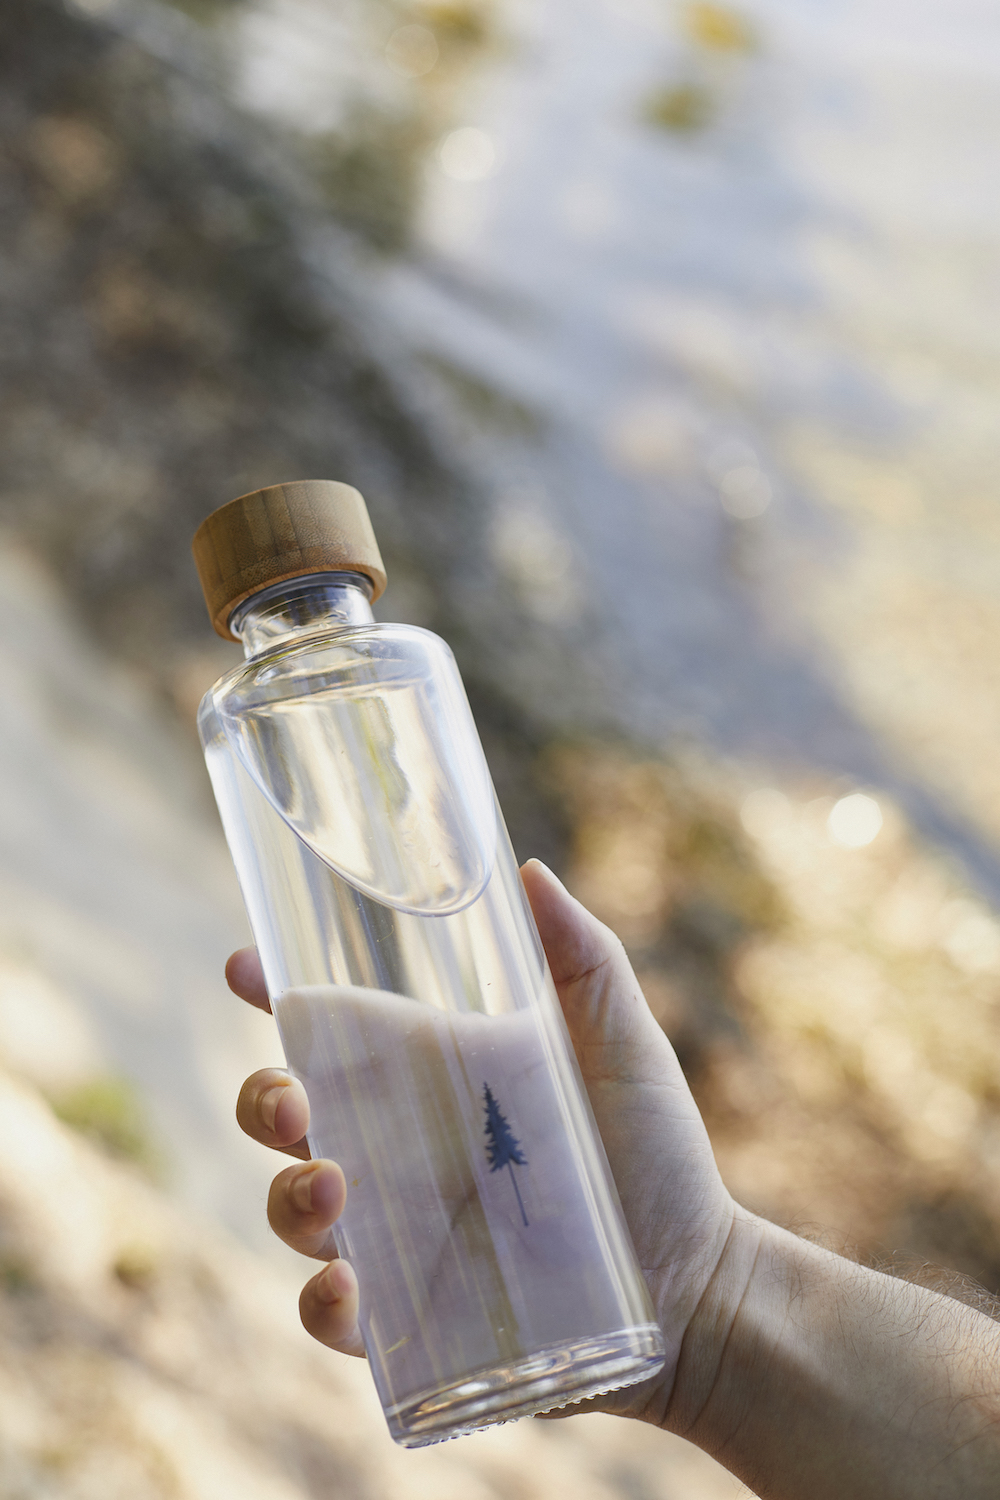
[385,1324,666,1448]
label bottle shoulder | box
[201,620,458,723]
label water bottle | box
[192,481,664,1446]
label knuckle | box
[267,1163,302,1221]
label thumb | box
[520,859,674,1088]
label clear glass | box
[199,573,665,1446]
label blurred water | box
[237,0,1000,886]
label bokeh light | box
[385,24,438,78]
[438,126,498,181]
[718,463,772,519]
[740,787,790,838]
[828,793,884,848]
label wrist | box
[660,1203,772,1449]
[664,1211,1000,1500]
[663,1213,861,1493]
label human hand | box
[229,859,738,1422]
[228,951,366,1358]
[232,865,1000,1496]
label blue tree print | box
[483,1083,529,1226]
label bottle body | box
[199,590,664,1446]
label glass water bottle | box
[192,481,664,1447]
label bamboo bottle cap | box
[192,480,387,641]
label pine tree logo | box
[483,1084,529,1226]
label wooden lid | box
[192,480,387,640]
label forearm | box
[665,1210,1000,1499]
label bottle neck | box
[229,572,375,658]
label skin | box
[231,860,1000,1496]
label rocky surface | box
[0,0,467,657]
[0,539,278,1248]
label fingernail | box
[290,1166,316,1214]
[259,1084,288,1132]
[315,1261,341,1305]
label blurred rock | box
[0,0,471,671]
[0,0,574,863]
[0,535,280,1248]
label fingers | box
[237,1067,311,1159]
[520,858,629,991]
[226,947,270,1012]
[520,859,673,1087]
[223,950,371,1362]
[227,950,362,1355]
[229,960,311,1155]
[267,1158,346,1257]
[300,1259,365,1358]
[269,1158,366,1357]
